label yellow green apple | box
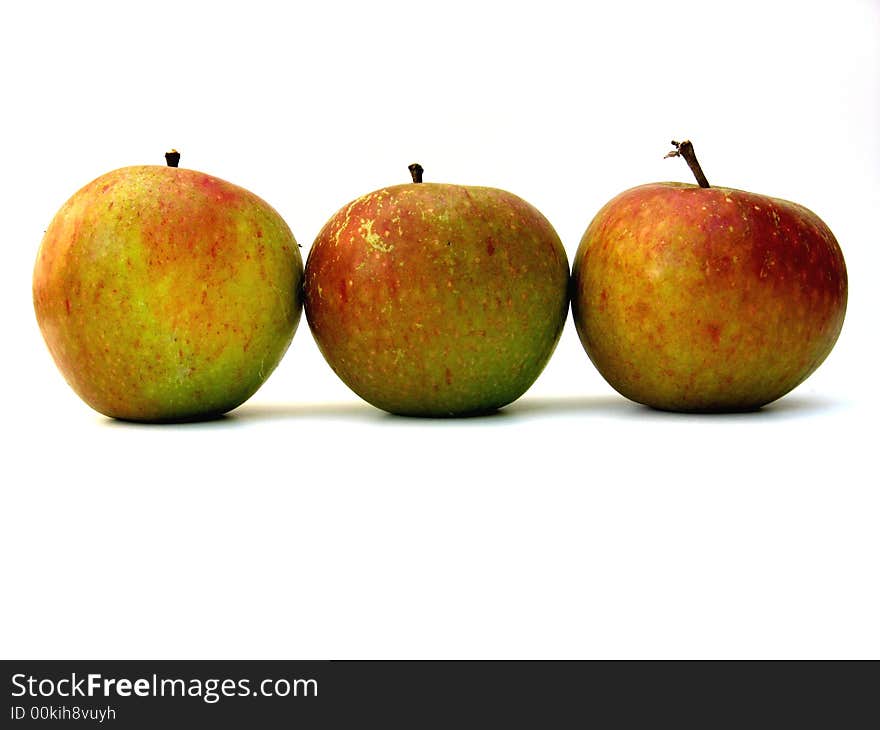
[33,153,303,421]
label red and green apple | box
[33,152,303,421]
[304,164,570,416]
[571,140,847,412]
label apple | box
[33,151,303,421]
[571,140,847,412]
[303,164,570,416]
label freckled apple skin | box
[304,182,570,416]
[571,183,847,412]
[33,166,303,421]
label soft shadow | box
[97,392,847,427]
[228,401,382,423]
[97,402,381,428]
[99,412,234,429]
[375,407,511,425]
[737,394,847,419]
[97,400,507,427]
[501,394,636,418]
[241,401,515,425]
[500,392,848,422]
[631,393,849,421]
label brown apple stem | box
[165,149,181,168]
[664,140,710,188]
[408,163,424,183]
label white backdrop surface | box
[1,0,877,658]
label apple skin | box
[33,165,303,421]
[571,182,847,412]
[304,181,570,416]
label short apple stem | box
[665,140,710,188]
[165,149,181,168]
[408,163,424,184]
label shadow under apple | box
[96,391,846,427]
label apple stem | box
[665,140,710,188]
[408,163,424,184]
[165,149,181,168]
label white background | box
[1,0,877,659]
